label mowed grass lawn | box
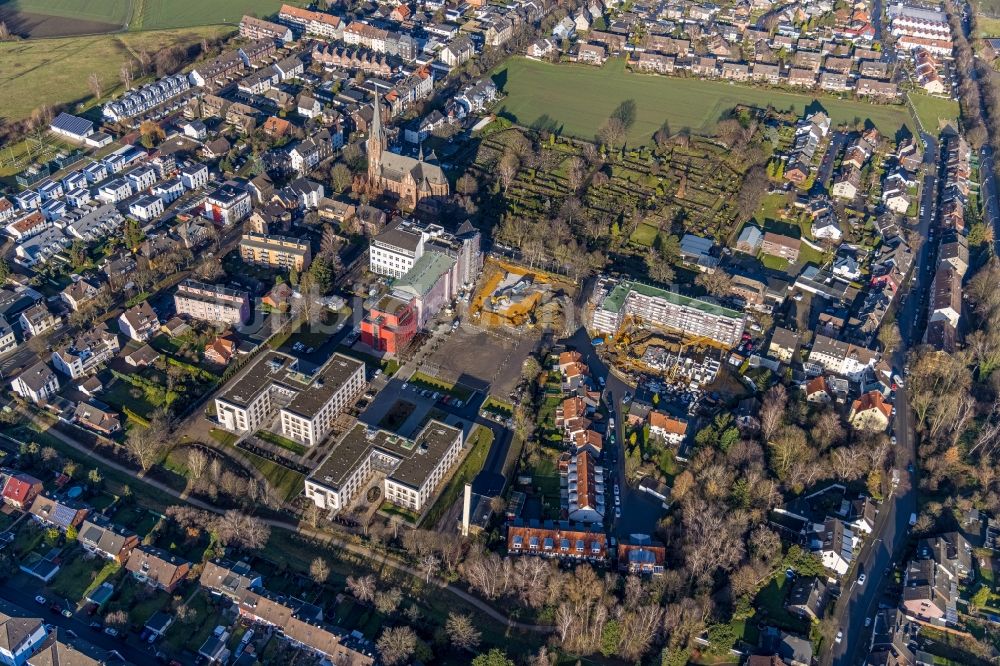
[494,57,915,143]
[908,92,960,132]
[2,0,130,24]
[136,0,305,30]
[0,26,232,122]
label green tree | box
[44,528,60,547]
[471,649,516,666]
[601,619,622,656]
[0,258,10,285]
[308,259,333,295]
[971,584,991,611]
[65,524,78,541]
[124,219,144,251]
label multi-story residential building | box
[180,163,209,190]
[129,195,165,222]
[360,294,418,355]
[590,277,745,347]
[806,334,880,380]
[102,74,191,123]
[215,352,365,446]
[239,15,293,42]
[11,362,60,404]
[239,233,312,272]
[118,301,160,342]
[18,303,59,338]
[848,390,893,431]
[174,280,251,325]
[60,278,100,312]
[305,420,463,513]
[205,183,252,225]
[565,451,604,523]
[4,210,52,243]
[51,324,120,379]
[761,232,801,261]
[277,4,344,39]
[506,520,608,562]
[96,178,132,204]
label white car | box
[858,573,866,585]
[614,484,620,496]
[865,617,872,628]
[835,630,843,644]
[614,495,621,507]
[34,595,46,605]
[614,506,621,518]
[891,436,897,445]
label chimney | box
[461,483,472,537]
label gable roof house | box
[786,576,829,621]
[73,402,122,436]
[848,390,893,431]
[117,301,160,342]
[1,473,44,510]
[0,610,48,666]
[648,411,688,445]
[78,519,139,563]
[28,494,88,531]
[125,546,191,592]
[812,517,857,575]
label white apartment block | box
[173,280,250,325]
[215,352,365,446]
[590,276,746,347]
[51,325,120,379]
[305,420,463,513]
[11,361,60,404]
[806,334,880,380]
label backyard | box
[494,58,916,144]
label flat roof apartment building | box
[305,420,463,513]
[590,277,745,347]
[173,280,251,325]
[215,352,365,446]
[239,232,312,272]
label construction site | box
[469,258,575,331]
[603,318,725,385]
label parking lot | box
[420,324,539,400]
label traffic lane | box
[0,585,154,663]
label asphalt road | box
[0,584,155,664]
[560,327,665,536]
[825,134,941,666]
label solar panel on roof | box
[51,112,93,137]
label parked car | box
[103,628,119,638]
[34,596,46,605]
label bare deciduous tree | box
[446,612,481,651]
[347,574,376,604]
[309,557,330,584]
[376,626,416,666]
[215,510,270,550]
[87,72,103,99]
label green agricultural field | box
[2,0,130,25]
[977,15,1000,35]
[0,26,232,123]
[135,0,305,31]
[494,58,916,144]
[908,92,961,132]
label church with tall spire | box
[366,97,449,210]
